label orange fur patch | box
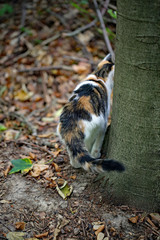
[78,96,94,114]
[97,60,111,70]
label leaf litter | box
[0,1,159,240]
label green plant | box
[0,4,13,16]
[107,9,117,19]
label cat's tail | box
[78,154,125,173]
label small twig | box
[81,220,87,237]
[93,0,115,61]
[74,36,93,63]
[41,33,60,46]
[63,19,97,37]
[63,0,109,38]
[108,3,117,11]
[41,72,49,103]
[18,65,74,73]
[63,55,93,63]
[20,0,26,29]
[8,112,37,136]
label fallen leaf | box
[0,200,10,204]
[30,161,49,177]
[56,180,73,199]
[4,129,20,140]
[95,224,105,236]
[29,152,36,160]
[52,162,61,172]
[0,124,7,131]
[15,222,26,230]
[128,216,139,224]
[77,30,94,45]
[6,231,26,240]
[72,62,91,75]
[97,232,104,240]
[35,232,48,238]
[9,158,33,174]
[14,84,33,101]
[4,163,12,176]
[53,214,69,240]
[38,133,54,138]
[25,238,39,240]
[70,175,77,180]
[42,117,55,122]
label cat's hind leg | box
[90,130,105,158]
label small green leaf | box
[56,181,73,199]
[0,124,7,131]
[70,2,89,13]
[9,158,33,174]
[0,86,7,96]
[6,231,26,240]
[107,9,117,19]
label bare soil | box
[0,142,159,240]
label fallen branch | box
[18,65,74,73]
[93,0,115,61]
[41,33,60,46]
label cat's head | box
[94,53,114,82]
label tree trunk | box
[103,0,160,211]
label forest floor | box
[0,1,159,240]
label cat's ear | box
[103,53,114,63]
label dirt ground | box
[0,1,160,239]
[0,141,159,240]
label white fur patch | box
[74,80,99,92]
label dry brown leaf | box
[72,62,91,75]
[35,232,48,238]
[15,221,26,230]
[4,163,12,176]
[29,152,36,160]
[77,30,94,45]
[30,162,49,177]
[95,224,105,236]
[14,84,33,101]
[52,162,61,172]
[128,215,139,224]
[4,129,20,140]
[70,175,77,180]
[52,149,61,157]
[38,133,54,138]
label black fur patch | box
[97,159,125,172]
[95,63,114,78]
[89,85,108,116]
[74,84,93,97]
[67,135,86,157]
[79,155,94,164]
[60,102,92,133]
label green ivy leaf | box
[9,158,33,174]
[107,9,117,19]
[0,124,7,131]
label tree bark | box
[102,0,160,211]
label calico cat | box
[57,54,125,173]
